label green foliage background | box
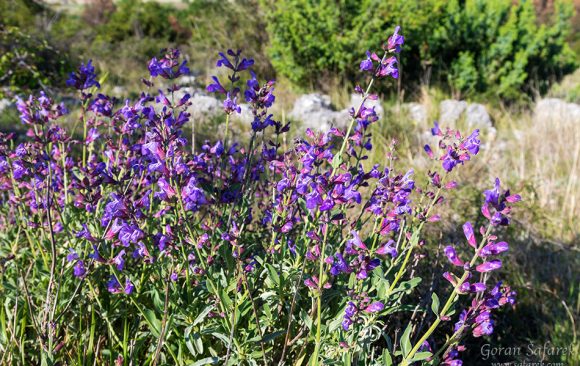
[1,0,577,100]
[263,0,577,99]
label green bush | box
[262,0,578,99]
[0,26,70,98]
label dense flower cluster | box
[0,28,521,365]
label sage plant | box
[0,27,519,366]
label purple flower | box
[182,177,207,211]
[376,240,397,257]
[304,276,318,289]
[476,259,502,273]
[387,26,404,53]
[347,231,367,251]
[148,49,189,79]
[206,76,227,94]
[473,320,494,337]
[482,178,519,226]
[305,190,322,210]
[157,177,176,199]
[216,52,235,69]
[112,250,126,271]
[251,114,275,132]
[462,222,477,248]
[444,246,464,266]
[424,144,434,158]
[119,223,143,247]
[12,160,28,180]
[431,121,442,136]
[342,301,358,331]
[483,178,501,207]
[107,277,121,293]
[470,283,486,293]
[85,128,100,145]
[124,279,135,295]
[67,60,100,90]
[90,94,113,116]
[67,248,79,262]
[364,301,384,313]
[216,50,254,72]
[461,129,480,155]
[360,51,375,71]
[377,56,398,78]
[73,261,86,278]
[223,92,241,114]
[330,253,350,276]
[480,241,509,257]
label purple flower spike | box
[476,259,502,273]
[67,60,100,90]
[148,49,189,79]
[364,302,384,313]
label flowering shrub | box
[0,28,520,365]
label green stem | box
[312,223,329,366]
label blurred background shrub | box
[1,0,577,101]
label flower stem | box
[312,223,329,365]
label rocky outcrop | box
[465,103,492,130]
[439,100,493,130]
[439,100,467,125]
[290,94,349,131]
[0,99,11,114]
[188,94,222,121]
[534,98,580,124]
[404,102,427,124]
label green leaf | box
[142,308,161,338]
[184,325,197,356]
[193,305,214,326]
[410,351,433,362]
[392,277,422,294]
[400,323,413,357]
[382,349,393,366]
[262,330,286,343]
[266,264,280,286]
[188,357,219,366]
[210,332,230,347]
[300,309,313,330]
[431,292,440,316]
[331,155,342,169]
